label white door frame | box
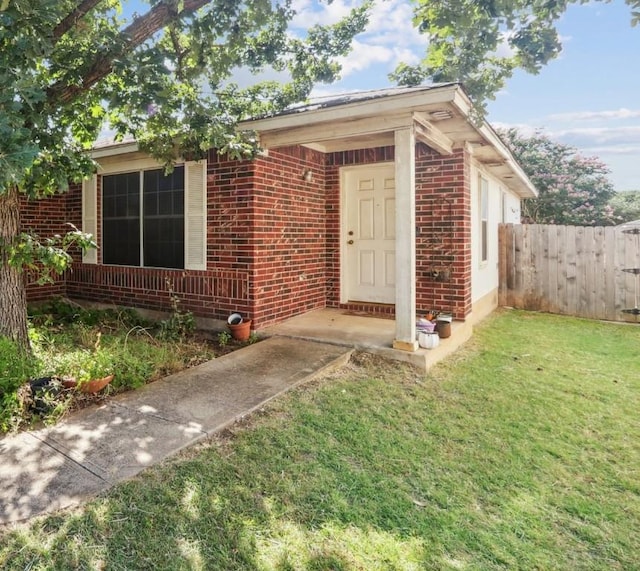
[339,162,395,305]
[338,128,418,352]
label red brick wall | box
[64,147,328,326]
[250,146,327,327]
[205,151,255,318]
[415,145,472,319]
[325,144,472,320]
[66,263,249,317]
[66,155,253,320]
[21,192,70,301]
[28,141,473,325]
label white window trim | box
[86,157,207,271]
[81,174,98,264]
[479,175,489,266]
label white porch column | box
[393,126,418,352]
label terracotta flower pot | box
[63,374,114,394]
[228,319,252,341]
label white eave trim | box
[449,94,537,199]
[240,84,460,133]
[477,124,538,198]
[90,142,139,159]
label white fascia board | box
[258,113,414,149]
[241,85,460,133]
[449,95,537,199]
[478,124,537,198]
[90,142,139,159]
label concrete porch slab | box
[262,308,473,371]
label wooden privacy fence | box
[499,223,640,322]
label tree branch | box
[53,0,104,42]
[48,0,211,105]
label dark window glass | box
[102,172,140,265]
[101,167,184,268]
[143,166,184,268]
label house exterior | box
[23,84,536,352]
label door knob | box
[347,240,354,245]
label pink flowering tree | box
[499,128,617,226]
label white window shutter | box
[184,160,207,271]
[82,175,98,264]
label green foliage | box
[6,224,96,284]
[217,330,232,347]
[609,190,640,223]
[0,337,38,431]
[0,0,372,195]
[158,283,196,340]
[0,302,216,432]
[29,298,150,329]
[1,312,639,568]
[391,0,640,117]
[158,311,196,340]
[499,127,617,225]
[109,344,157,390]
[0,0,371,345]
[50,346,115,384]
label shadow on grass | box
[2,313,640,569]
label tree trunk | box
[0,187,30,351]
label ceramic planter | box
[228,319,252,341]
[418,332,440,349]
[63,374,114,393]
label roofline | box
[240,84,462,132]
[448,94,537,198]
[242,84,537,199]
[90,141,139,158]
[89,84,537,199]
[480,123,537,198]
[456,90,538,198]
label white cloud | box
[291,0,363,27]
[336,40,394,76]
[290,0,426,80]
[553,125,640,145]
[493,122,640,148]
[547,108,640,122]
[582,145,640,156]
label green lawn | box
[1,310,639,570]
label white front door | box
[343,164,396,304]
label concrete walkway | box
[0,337,351,526]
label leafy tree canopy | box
[0,0,371,199]
[392,0,640,118]
[0,0,371,349]
[609,190,640,223]
[499,128,617,226]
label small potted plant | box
[63,349,115,393]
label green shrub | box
[158,310,195,340]
[29,298,150,330]
[1,302,215,434]
[217,330,232,347]
[110,346,156,390]
[0,337,39,432]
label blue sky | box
[290,0,640,191]
[122,0,640,190]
